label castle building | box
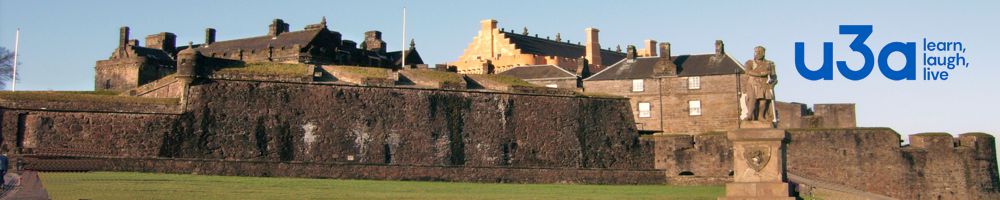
[584,41,746,134]
[449,20,858,134]
[95,18,423,91]
[93,27,178,91]
[583,41,856,134]
[451,19,625,75]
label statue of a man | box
[741,46,777,122]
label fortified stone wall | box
[776,102,856,129]
[647,133,732,177]
[1,78,652,170]
[96,158,667,184]
[0,99,182,157]
[95,58,143,91]
[162,79,652,169]
[0,111,178,158]
[785,128,999,200]
[1,77,996,198]
[0,78,655,183]
[646,128,999,198]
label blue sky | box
[0,0,997,140]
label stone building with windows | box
[583,41,746,134]
[582,41,857,134]
[95,17,422,92]
[451,19,625,75]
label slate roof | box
[498,65,578,80]
[194,28,324,55]
[388,48,424,66]
[501,32,625,67]
[585,54,744,81]
[131,46,174,63]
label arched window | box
[679,171,695,176]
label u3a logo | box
[795,25,915,81]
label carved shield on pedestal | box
[743,146,770,172]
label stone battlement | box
[776,102,856,129]
[909,132,996,150]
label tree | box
[0,47,16,89]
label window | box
[545,84,558,88]
[638,102,651,118]
[688,76,701,89]
[631,79,644,92]
[689,100,702,116]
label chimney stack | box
[205,28,216,45]
[585,27,602,71]
[269,19,289,37]
[654,42,676,76]
[576,57,591,78]
[362,30,387,54]
[715,40,725,56]
[626,45,637,60]
[659,42,671,59]
[119,26,130,48]
[643,39,657,57]
[144,32,176,52]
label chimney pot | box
[576,56,591,78]
[626,45,637,60]
[144,32,176,52]
[119,26,130,48]
[659,42,671,59]
[269,19,289,36]
[715,40,725,56]
[205,28,216,45]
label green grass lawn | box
[0,91,179,105]
[39,172,724,200]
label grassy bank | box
[39,172,723,200]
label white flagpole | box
[12,28,19,91]
[401,5,407,67]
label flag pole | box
[12,28,19,91]
[401,5,407,68]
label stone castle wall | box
[785,128,999,200]
[646,128,999,199]
[163,79,651,169]
[0,78,653,180]
[776,102,856,129]
[0,78,996,197]
[95,58,144,91]
[646,133,733,183]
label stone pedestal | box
[740,120,775,129]
[719,128,794,200]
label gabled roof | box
[501,32,625,66]
[585,54,744,81]
[130,46,174,62]
[388,48,424,66]
[195,28,325,55]
[498,65,578,80]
